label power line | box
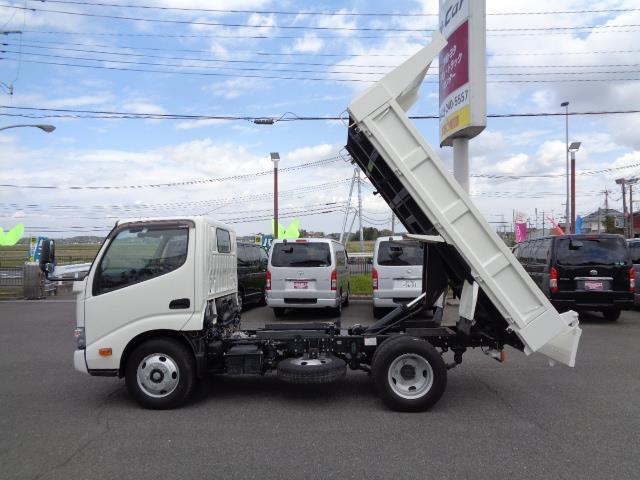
[8,48,640,78]
[4,56,640,83]
[2,105,639,122]
[2,4,640,34]
[0,156,342,190]
[9,39,640,69]
[29,1,640,17]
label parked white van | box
[266,238,350,317]
[372,236,424,318]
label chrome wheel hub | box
[137,353,180,398]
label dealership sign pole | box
[439,0,486,193]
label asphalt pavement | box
[1,298,639,480]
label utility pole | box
[339,168,358,244]
[616,178,627,238]
[630,183,634,238]
[542,210,545,236]
[597,207,601,233]
[357,170,364,252]
[391,213,396,236]
[270,152,280,239]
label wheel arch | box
[118,329,197,378]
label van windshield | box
[377,240,423,266]
[556,237,627,266]
[271,242,331,267]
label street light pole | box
[568,142,581,234]
[270,152,280,239]
[0,124,56,133]
[561,101,570,234]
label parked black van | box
[513,234,633,321]
[237,242,268,312]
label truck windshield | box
[95,226,188,294]
[377,240,423,266]
[556,237,627,266]
[271,243,331,267]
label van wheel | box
[125,338,196,410]
[331,292,343,317]
[343,285,350,307]
[372,336,447,412]
[259,289,267,306]
[603,308,621,321]
[273,307,286,318]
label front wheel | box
[372,336,447,412]
[125,338,196,410]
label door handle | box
[169,298,190,309]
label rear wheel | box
[343,285,350,307]
[372,336,447,412]
[273,307,286,318]
[603,308,621,321]
[125,338,196,410]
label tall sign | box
[439,0,486,146]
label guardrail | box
[349,256,373,275]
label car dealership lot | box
[1,299,639,480]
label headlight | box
[74,327,86,350]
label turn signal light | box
[630,267,635,293]
[266,270,271,290]
[99,348,112,357]
[331,269,337,291]
[372,267,379,290]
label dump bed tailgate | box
[345,33,581,366]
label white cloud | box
[290,33,325,54]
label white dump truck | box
[40,33,581,411]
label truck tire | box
[372,336,447,412]
[125,338,196,410]
[603,308,621,321]
[277,355,346,384]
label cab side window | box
[216,229,231,253]
[94,226,188,295]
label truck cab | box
[42,217,239,407]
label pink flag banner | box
[515,222,527,243]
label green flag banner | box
[0,223,25,246]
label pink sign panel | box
[515,222,527,243]
[439,21,469,100]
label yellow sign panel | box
[254,235,262,245]
[440,105,470,140]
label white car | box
[372,236,424,318]
[266,238,350,317]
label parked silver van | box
[372,236,424,318]
[267,238,350,317]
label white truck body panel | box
[348,32,581,366]
[80,216,236,371]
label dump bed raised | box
[346,32,581,366]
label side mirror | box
[39,239,56,273]
[366,257,373,265]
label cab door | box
[83,222,195,371]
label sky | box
[1,0,640,239]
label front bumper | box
[73,349,88,374]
